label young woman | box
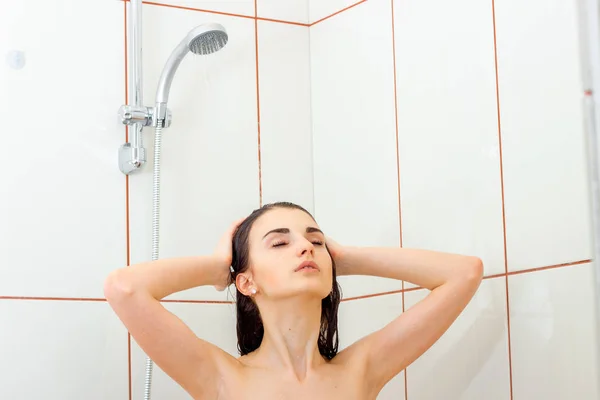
[104,201,483,399]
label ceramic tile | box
[0,300,129,399]
[393,0,505,280]
[310,0,402,299]
[495,0,593,271]
[258,0,308,23]
[509,262,600,399]
[142,0,255,18]
[257,21,313,211]
[308,0,363,24]
[0,0,126,298]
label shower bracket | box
[119,105,154,127]
[117,104,172,175]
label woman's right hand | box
[212,217,245,291]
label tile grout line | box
[388,0,408,398]
[124,0,370,27]
[307,14,317,218]
[308,0,369,26]
[141,1,255,21]
[254,0,263,207]
[141,0,309,26]
[0,259,591,303]
[123,1,133,399]
[340,259,593,301]
[490,1,514,398]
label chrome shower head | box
[155,23,228,106]
[187,24,228,55]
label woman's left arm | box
[330,240,483,391]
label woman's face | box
[241,207,333,300]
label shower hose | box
[144,122,163,400]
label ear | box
[235,273,256,296]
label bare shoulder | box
[334,266,482,392]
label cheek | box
[318,250,333,271]
[251,258,290,289]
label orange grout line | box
[161,299,234,304]
[506,259,591,276]
[129,0,311,26]
[389,0,408,397]
[256,16,309,27]
[140,1,254,20]
[254,0,263,207]
[127,333,132,400]
[341,285,424,302]
[1,259,591,304]
[121,0,372,27]
[309,0,368,26]
[123,2,132,398]
[339,258,593,301]
[342,288,405,302]
[0,296,234,304]
[483,272,506,280]
[0,296,107,302]
[490,2,513,398]
[390,5,402,250]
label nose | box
[297,237,314,257]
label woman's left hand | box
[325,237,348,275]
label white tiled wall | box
[1,0,599,399]
[257,21,314,210]
[146,0,255,18]
[308,0,360,23]
[0,301,129,399]
[494,0,593,271]
[310,0,402,299]
[309,0,598,399]
[509,262,599,399]
[393,0,505,279]
[0,0,126,299]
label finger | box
[230,217,246,231]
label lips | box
[295,261,320,272]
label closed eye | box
[272,240,323,247]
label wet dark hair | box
[228,201,341,360]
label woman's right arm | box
[103,221,242,398]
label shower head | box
[154,23,228,106]
[187,24,228,55]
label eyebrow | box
[262,227,324,239]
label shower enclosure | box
[2,0,599,398]
[115,0,600,399]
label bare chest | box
[216,367,374,400]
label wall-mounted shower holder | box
[117,104,172,175]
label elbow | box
[465,256,484,285]
[103,268,135,302]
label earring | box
[250,288,257,295]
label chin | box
[295,281,332,300]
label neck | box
[254,296,325,380]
